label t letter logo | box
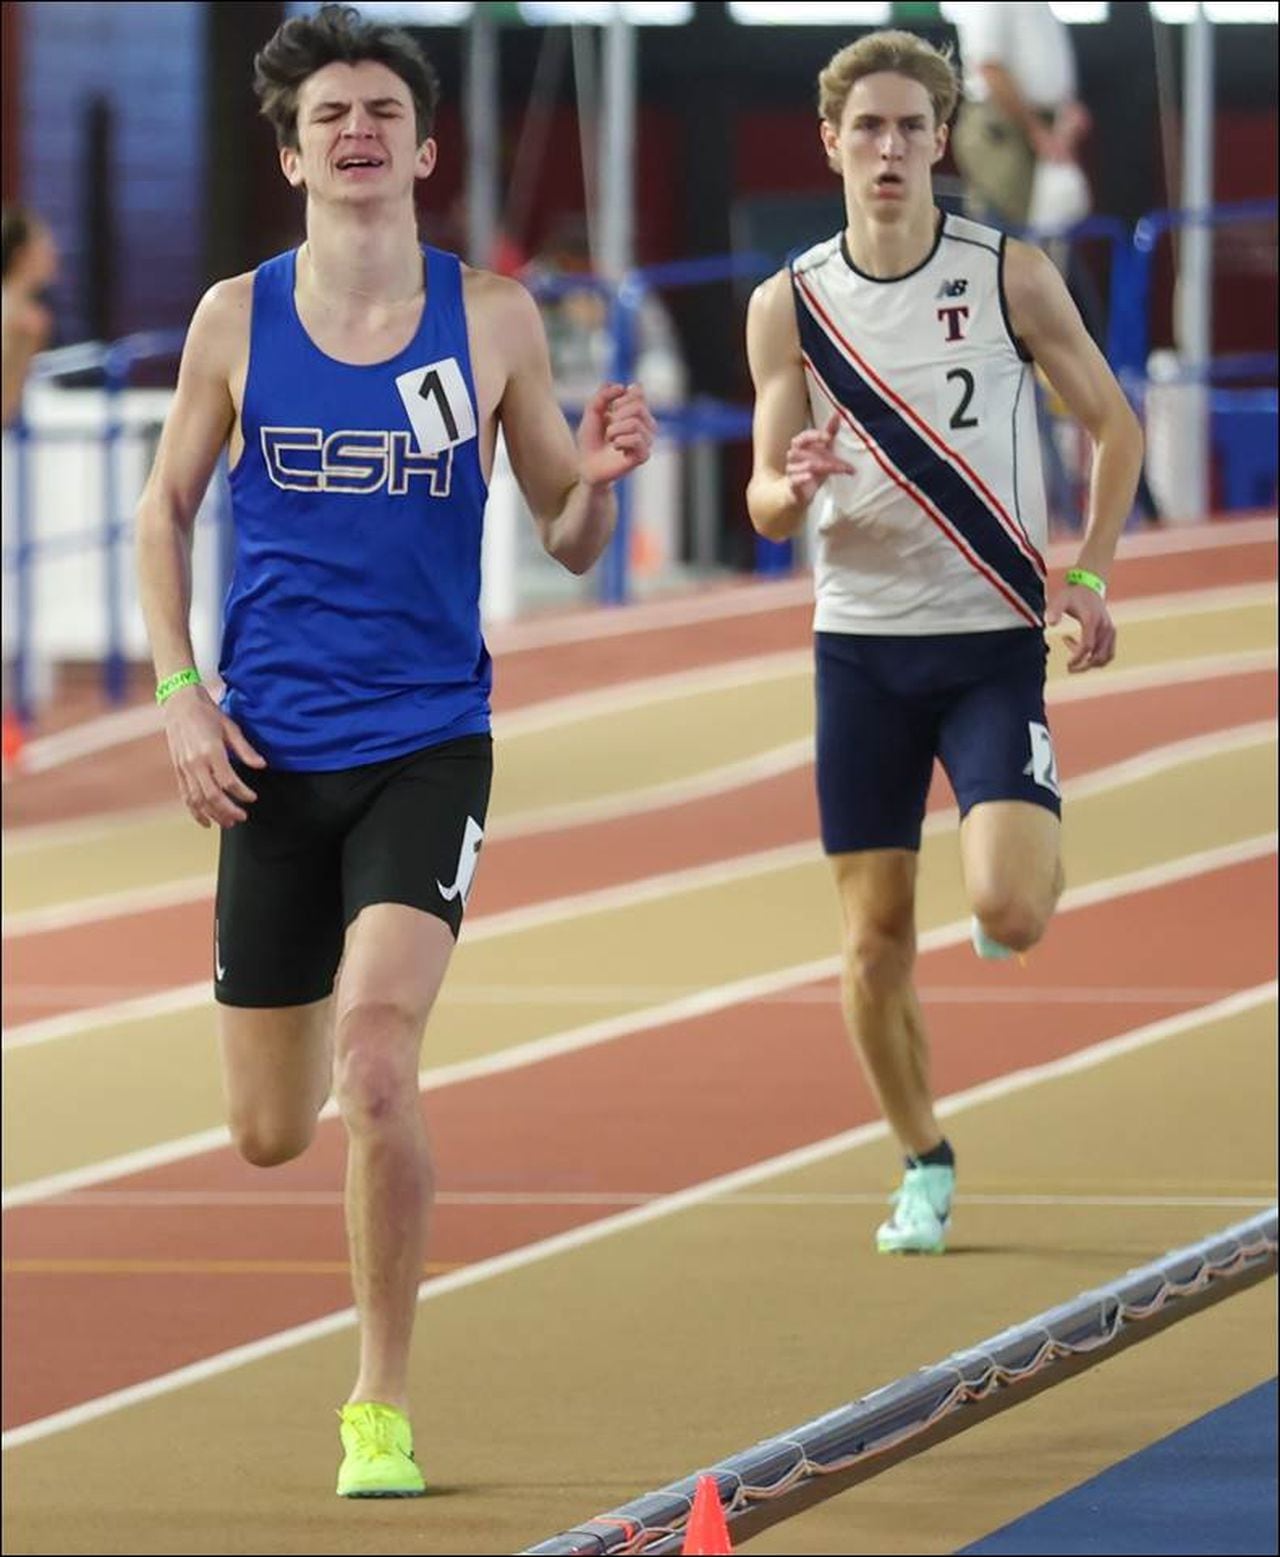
[937,304,970,342]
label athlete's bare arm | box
[746,268,854,542]
[1005,240,1143,671]
[136,276,266,829]
[470,272,655,575]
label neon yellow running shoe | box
[336,1402,426,1498]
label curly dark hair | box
[253,3,440,151]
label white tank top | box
[791,212,1048,635]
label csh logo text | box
[260,426,454,497]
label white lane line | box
[27,1189,1276,1210]
[2,801,185,858]
[494,649,809,737]
[13,704,162,776]
[1,982,1245,1011]
[3,982,211,1053]
[5,652,1276,936]
[1,739,816,939]
[1084,514,1274,557]
[3,720,1275,1050]
[2,979,1273,1451]
[3,832,1274,1207]
[1047,647,1276,704]
[3,874,214,939]
[491,738,814,838]
[1102,580,1275,622]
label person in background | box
[950,2,1091,233]
[1,205,58,426]
[950,5,1163,529]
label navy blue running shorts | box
[815,628,1060,855]
[214,733,492,1008]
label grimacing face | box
[820,71,947,223]
[280,58,436,204]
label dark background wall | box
[2,1,1274,357]
[6,1,207,345]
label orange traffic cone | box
[682,1475,732,1556]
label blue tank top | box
[221,245,491,770]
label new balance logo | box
[936,278,968,299]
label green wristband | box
[155,668,201,705]
[1065,567,1107,599]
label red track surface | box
[3,667,1273,1028]
[3,526,1275,1442]
[4,854,1274,1430]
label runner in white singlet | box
[745,30,1143,1256]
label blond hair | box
[818,30,959,131]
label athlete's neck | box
[843,204,941,280]
[299,205,424,309]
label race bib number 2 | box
[396,357,477,457]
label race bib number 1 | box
[396,357,477,456]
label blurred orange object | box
[682,1475,732,1555]
[1,708,26,774]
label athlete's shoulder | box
[199,269,256,320]
[461,264,546,360]
[459,261,536,311]
[937,211,1004,257]
[1001,236,1070,342]
[789,232,843,278]
[749,265,791,314]
[183,270,254,373]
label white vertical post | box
[598,9,635,280]
[1176,5,1214,520]
[466,9,500,268]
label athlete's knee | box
[229,1109,316,1169]
[843,917,915,999]
[971,880,1056,953]
[333,999,423,1131]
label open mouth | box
[335,155,385,171]
[874,173,903,189]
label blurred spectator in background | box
[950,6,1161,529]
[1,205,59,426]
[950,2,1092,232]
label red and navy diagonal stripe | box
[793,271,1045,626]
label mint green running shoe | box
[876,1164,955,1254]
[336,1402,426,1498]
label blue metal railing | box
[1112,198,1278,383]
[6,330,186,721]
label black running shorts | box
[213,733,493,1008]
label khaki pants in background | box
[951,100,1037,228]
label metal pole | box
[13,416,35,726]
[466,8,500,268]
[103,349,127,705]
[598,10,635,280]
[598,9,636,603]
[1177,4,1213,518]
